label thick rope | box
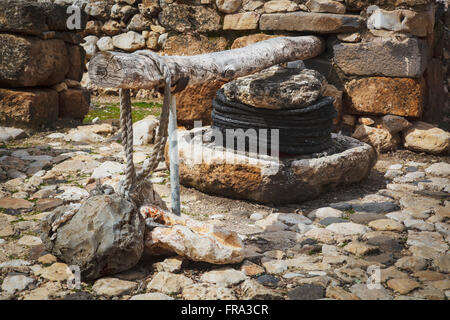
[119,50,173,197]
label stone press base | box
[175,127,377,204]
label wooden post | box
[168,96,181,215]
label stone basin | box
[171,126,377,204]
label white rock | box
[91,161,125,179]
[0,127,27,142]
[308,207,343,220]
[255,213,289,232]
[132,116,159,145]
[393,171,426,183]
[18,235,43,246]
[112,31,146,52]
[425,162,450,177]
[46,133,65,139]
[386,211,411,222]
[11,150,30,158]
[129,293,174,300]
[326,222,370,236]
[389,164,403,170]
[216,0,242,13]
[81,35,99,58]
[147,272,193,294]
[96,36,114,51]
[93,277,138,296]
[56,186,89,201]
[249,212,264,221]
[1,275,34,294]
[435,222,450,236]
[64,129,104,143]
[200,268,247,287]
[404,219,434,231]
[277,213,312,225]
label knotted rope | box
[118,50,173,198]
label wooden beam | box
[88,36,325,89]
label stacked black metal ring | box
[211,88,336,155]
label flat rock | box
[308,207,343,220]
[425,162,450,177]
[0,127,28,142]
[326,286,360,300]
[332,38,428,77]
[368,219,405,232]
[147,272,194,295]
[240,279,282,300]
[260,12,363,33]
[387,278,420,294]
[0,198,33,210]
[349,283,393,300]
[93,278,138,297]
[39,263,72,281]
[326,222,370,236]
[1,274,34,294]
[182,283,237,300]
[395,256,427,272]
[129,293,174,300]
[200,268,247,287]
[407,231,448,253]
[153,257,184,273]
[287,284,325,300]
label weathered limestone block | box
[164,33,228,126]
[66,44,86,82]
[331,37,429,77]
[158,4,221,32]
[231,34,281,49]
[85,1,113,21]
[0,0,87,36]
[162,33,227,56]
[223,67,325,109]
[260,12,363,33]
[345,0,433,11]
[102,20,123,36]
[367,5,435,37]
[112,31,146,51]
[59,88,91,120]
[352,125,401,153]
[403,122,450,155]
[141,206,245,264]
[344,77,425,117]
[175,80,227,126]
[0,34,69,87]
[0,88,59,128]
[175,127,377,204]
[223,12,260,30]
[263,0,299,13]
[306,0,346,14]
[41,195,145,281]
[217,0,242,13]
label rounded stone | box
[173,127,377,204]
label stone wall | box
[0,0,91,129]
[38,0,449,152]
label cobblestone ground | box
[0,123,449,300]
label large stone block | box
[331,37,429,77]
[0,88,59,128]
[344,77,425,118]
[66,44,86,82]
[403,121,450,155]
[175,127,377,204]
[0,34,70,87]
[260,12,363,33]
[0,0,88,36]
[224,12,261,30]
[367,5,435,37]
[162,33,227,56]
[166,34,228,127]
[59,88,91,120]
[158,4,221,32]
[231,34,281,49]
[345,0,433,11]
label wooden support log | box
[88,36,325,90]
